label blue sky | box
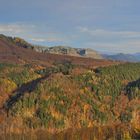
[0,0,140,54]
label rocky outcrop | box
[0,35,103,59]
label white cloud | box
[0,23,67,44]
[0,23,36,34]
[30,37,64,43]
[78,26,140,38]
[76,26,140,53]
[45,37,64,42]
[30,38,46,42]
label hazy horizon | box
[0,0,140,54]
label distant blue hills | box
[103,53,140,62]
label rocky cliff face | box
[44,46,103,59]
[78,48,103,59]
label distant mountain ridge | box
[0,34,117,68]
[1,34,140,62]
[0,34,102,59]
[103,53,140,62]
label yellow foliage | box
[0,78,17,94]
[84,104,90,114]
[51,108,62,120]
[123,131,132,140]
[84,87,88,92]
[23,109,34,118]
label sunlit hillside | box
[0,62,139,139]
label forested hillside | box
[0,62,140,140]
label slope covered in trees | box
[0,62,140,139]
